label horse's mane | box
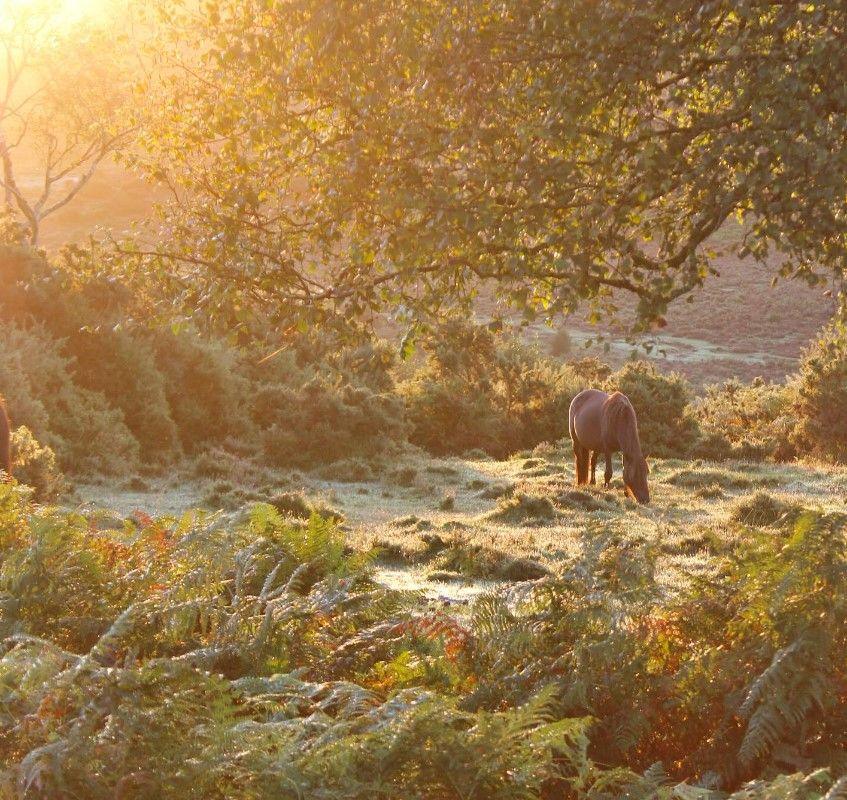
[602,392,643,458]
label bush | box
[257,375,407,469]
[605,361,700,458]
[0,323,140,475]
[792,324,847,462]
[9,426,65,501]
[152,331,250,452]
[548,326,572,358]
[567,355,612,385]
[400,321,582,458]
[693,378,796,461]
[70,327,181,460]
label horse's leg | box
[604,452,613,488]
[573,443,589,486]
[589,451,598,485]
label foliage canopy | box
[124,0,847,332]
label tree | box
[0,1,132,245]
[121,0,847,334]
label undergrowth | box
[0,483,845,797]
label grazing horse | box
[0,401,10,478]
[568,389,649,504]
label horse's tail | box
[569,393,590,485]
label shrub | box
[792,324,847,462]
[0,245,172,466]
[400,321,582,458]
[567,355,612,385]
[152,331,250,452]
[548,326,572,358]
[605,361,700,457]
[70,327,181,460]
[693,378,797,461]
[257,375,407,469]
[0,323,140,475]
[9,426,65,501]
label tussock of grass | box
[427,569,465,582]
[730,491,800,527]
[390,466,418,487]
[499,556,550,580]
[477,482,515,500]
[431,540,549,580]
[391,514,431,530]
[661,525,726,556]
[694,484,726,500]
[315,457,376,482]
[664,466,779,490]
[557,489,618,512]
[426,464,460,477]
[438,493,456,511]
[441,520,470,532]
[203,481,267,510]
[485,492,557,525]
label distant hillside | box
[529,226,836,387]
[28,160,161,250]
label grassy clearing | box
[73,444,847,597]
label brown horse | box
[0,400,10,477]
[568,389,649,504]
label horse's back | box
[569,388,609,451]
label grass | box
[72,444,847,596]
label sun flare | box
[0,0,115,28]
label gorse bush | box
[0,246,409,474]
[0,322,140,475]
[253,375,407,468]
[694,378,797,461]
[0,485,845,797]
[9,426,65,501]
[400,321,583,457]
[604,361,700,458]
[152,331,250,452]
[792,324,847,462]
[3,243,844,475]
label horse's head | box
[623,456,650,504]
